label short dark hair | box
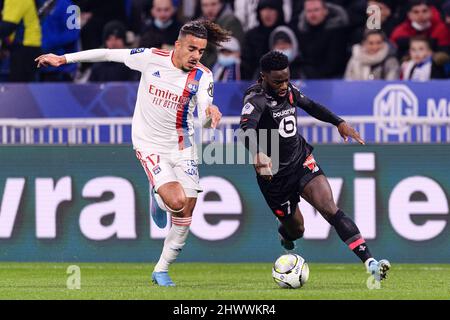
[260,51,289,73]
[179,19,231,47]
[407,0,429,11]
[410,35,434,50]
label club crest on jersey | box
[130,48,145,55]
[242,102,255,115]
[187,80,199,94]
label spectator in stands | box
[342,0,368,49]
[295,0,349,79]
[390,0,450,60]
[443,0,450,47]
[139,0,182,49]
[345,29,399,80]
[241,0,285,80]
[128,0,150,35]
[296,0,349,32]
[401,35,450,80]
[443,2,450,76]
[0,42,9,82]
[234,0,296,31]
[178,0,198,21]
[199,0,244,68]
[0,0,42,82]
[212,36,241,81]
[78,0,128,51]
[269,26,303,79]
[39,0,80,82]
[367,0,400,37]
[234,0,262,31]
[89,21,139,82]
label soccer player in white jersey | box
[35,20,231,287]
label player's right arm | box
[35,49,129,68]
[35,48,153,72]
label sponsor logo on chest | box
[272,107,296,118]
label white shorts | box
[135,147,202,198]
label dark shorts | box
[257,154,324,219]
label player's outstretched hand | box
[35,54,67,68]
[337,121,365,145]
[205,104,222,129]
[254,152,273,181]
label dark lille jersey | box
[240,83,343,177]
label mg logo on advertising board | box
[374,84,419,136]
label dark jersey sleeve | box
[291,84,344,126]
[240,99,265,131]
[239,93,266,155]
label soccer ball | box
[272,254,309,289]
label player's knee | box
[166,194,186,212]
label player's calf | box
[279,225,303,251]
[278,221,304,251]
[314,200,339,222]
[279,224,304,241]
[329,209,375,264]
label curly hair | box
[260,51,289,73]
[179,19,231,47]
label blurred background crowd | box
[0,0,449,83]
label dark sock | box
[278,224,298,242]
[329,209,373,263]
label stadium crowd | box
[0,0,449,82]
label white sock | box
[364,258,377,272]
[154,216,192,272]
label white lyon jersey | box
[124,47,214,155]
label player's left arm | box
[196,72,222,129]
[292,85,365,145]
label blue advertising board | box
[1,81,449,118]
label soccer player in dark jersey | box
[239,51,390,281]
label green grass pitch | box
[0,263,448,300]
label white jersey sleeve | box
[196,70,214,128]
[124,48,154,72]
[65,49,129,64]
